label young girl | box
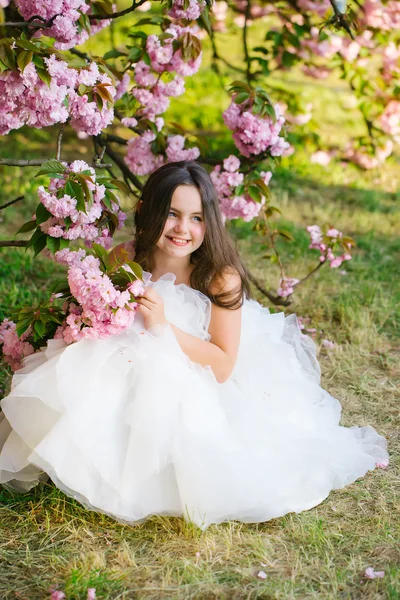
[0,161,388,529]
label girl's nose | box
[174,218,189,233]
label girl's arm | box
[138,271,242,384]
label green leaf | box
[33,320,46,338]
[27,227,44,248]
[36,160,65,177]
[36,203,52,225]
[59,238,70,250]
[36,67,51,87]
[0,42,16,71]
[92,243,110,271]
[128,31,148,40]
[33,233,47,257]
[16,219,37,234]
[17,49,33,73]
[125,261,143,281]
[15,39,39,51]
[109,179,130,195]
[78,177,93,209]
[128,47,142,62]
[278,229,295,242]
[65,180,86,212]
[16,322,32,337]
[247,185,262,203]
[235,184,245,196]
[233,92,250,104]
[46,235,61,254]
[103,49,126,60]
[253,46,269,55]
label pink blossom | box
[115,73,131,100]
[125,132,165,176]
[376,458,389,469]
[121,117,138,127]
[321,339,335,349]
[311,151,332,166]
[0,319,34,371]
[277,277,299,298]
[87,589,96,600]
[260,171,272,185]
[223,155,241,172]
[50,591,66,600]
[364,567,385,579]
[168,0,205,21]
[223,101,290,158]
[296,0,331,16]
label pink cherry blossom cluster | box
[222,100,291,158]
[168,0,205,22]
[0,319,34,371]
[277,276,300,297]
[0,55,116,136]
[279,102,313,127]
[125,132,200,176]
[14,0,111,50]
[296,0,331,16]
[361,0,400,31]
[38,160,126,249]
[343,139,393,170]
[124,23,201,127]
[307,225,352,268]
[53,249,144,343]
[210,156,263,222]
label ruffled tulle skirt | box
[0,276,388,529]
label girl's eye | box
[168,211,177,217]
[192,216,202,222]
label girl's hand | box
[136,288,167,331]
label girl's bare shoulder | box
[110,240,136,263]
[209,267,241,295]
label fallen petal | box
[257,570,267,579]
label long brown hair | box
[134,160,251,308]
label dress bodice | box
[145,272,212,341]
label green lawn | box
[1,10,400,600]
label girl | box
[0,161,388,529]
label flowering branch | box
[0,159,112,168]
[247,271,291,306]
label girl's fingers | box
[136,297,155,310]
[142,288,160,303]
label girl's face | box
[155,185,205,259]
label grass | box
[1,7,400,600]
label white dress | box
[0,272,388,529]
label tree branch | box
[247,271,291,306]
[0,240,28,248]
[293,260,325,287]
[56,123,66,160]
[89,0,150,21]
[243,0,252,84]
[103,142,143,192]
[0,196,24,212]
